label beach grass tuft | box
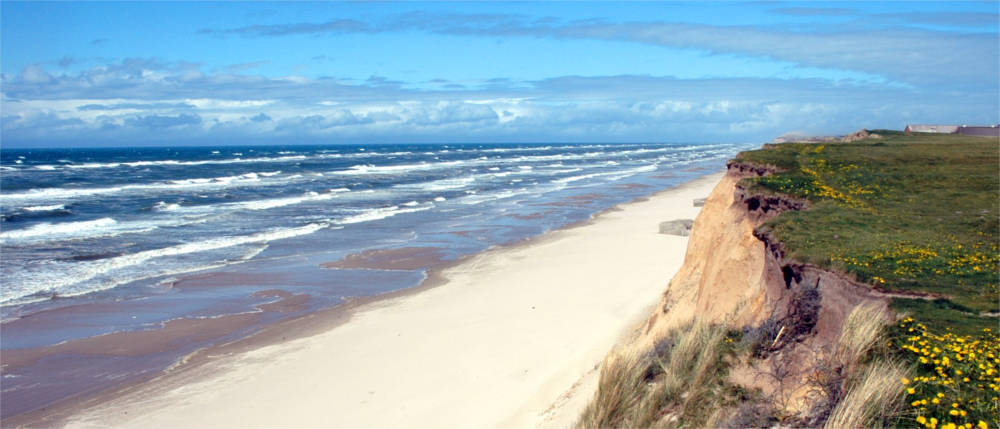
[796,301,908,428]
[576,320,739,429]
[836,301,890,367]
[824,360,908,429]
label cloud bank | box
[3,9,998,146]
[202,12,999,88]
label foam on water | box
[397,176,477,192]
[338,204,433,225]
[460,188,536,205]
[0,171,283,203]
[227,191,341,211]
[1,223,329,305]
[554,164,659,184]
[331,160,464,175]
[23,204,66,212]
[54,155,307,170]
[152,201,181,211]
[0,215,209,245]
[1,218,120,243]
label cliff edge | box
[639,162,887,413]
[577,132,998,429]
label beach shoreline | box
[11,171,723,428]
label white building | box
[904,124,960,133]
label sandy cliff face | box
[638,163,888,410]
[642,171,777,338]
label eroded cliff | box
[639,162,889,413]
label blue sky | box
[2,1,998,146]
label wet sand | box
[46,172,722,429]
[1,313,262,419]
[321,246,449,271]
[1,263,380,421]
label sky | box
[1,1,998,147]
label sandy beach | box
[59,172,723,429]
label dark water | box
[0,142,753,418]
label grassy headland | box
[733,131,999,333]
[578,132,998,429]
[735,131,999,428]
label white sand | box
[64,173,722,429]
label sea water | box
[0,142,754,418]
[1,143,748,312]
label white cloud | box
[184,99,274,109]
[2,59,998,146]
[204,12,999,89]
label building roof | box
[957,125,1000,137]
[906,124,960,133]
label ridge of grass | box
[732,132,999,334]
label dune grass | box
[824,360,909,429]
[577,303,906,428]
[576,320,743,429]
[836,301,891,368]
[817,302,910,429]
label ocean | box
[0,142,751,417]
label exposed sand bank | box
[61,173,723,429]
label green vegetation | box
[576,304,907,428]
[578,132,997,428]
[734,132,999,428]
[733,133,999,331]
[576,321,763,429]
[823,302,909,429]
[892,318,999,429]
